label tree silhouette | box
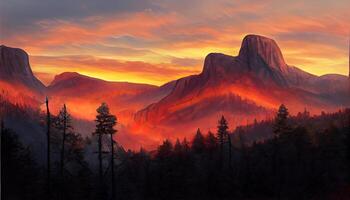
[205,131,217,155]
[157,139,173,160]
[217,115,229,167]
[174,138,183,155]
[54,104,72,191]
[109,118,117,200]
[45,97,51,199]
[192,128,205,154]
[93,102,117,199]
[182,138,190,154]
[273,104,290,137]
[3,92,350,199]
[2,128,40,199]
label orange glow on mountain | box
[0,81,43,107]
[1,0,349,150]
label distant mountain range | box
[1,35,349,148]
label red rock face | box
[0,45,46,107]
[133,35,350,141]
[238,34,288,73]
[0,45,45,93]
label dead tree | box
[45,97,51,199]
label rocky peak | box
[200,35,290,86]
[238,34,288,73]
[0,45,45,92]
[50,72,82,86]
[201,53,237,79]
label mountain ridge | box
[49,71,159,88]
[1,34,349,148]
[0,45,45,93]
[133,34,350,135]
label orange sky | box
[1,0,349,86]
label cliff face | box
[238,34,288,73]
[200,35,292,85]
[134,34,350,129]
[0,45,45,93]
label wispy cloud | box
[1,0,349,84]
[30,55,200,86]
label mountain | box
[47,72,176,149]
[0,45,48,159]
[47,72,175,122]
[0,44,176,149]
[0,45,45,92]
[134,35,350,138]
[48,72,157,97]
[1,35,349,149]
[0,45,46,107]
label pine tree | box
[93,102,117,199]
[110,119,117,200]
[157,139,173,160]
[217,115,229,166]
[205,131,217,153]
[273,104,290,137]
[192,128,205,154]
[174,138,183,155]
[45,97,51,199]
[182,138,190,153]
[54,104,72,187]
[272,104,291,197]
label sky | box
[1,0,349,86]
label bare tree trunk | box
[46,97,51,199]
[60,104,67,199]
[98,132,103,185]
[111,133,115,200]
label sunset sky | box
[1,0,349,86]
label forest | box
[1,99,350,200]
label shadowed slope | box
[134,35,350,140]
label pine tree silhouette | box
[45,97,51,199]
[205,131,217,154]
[54,104,72,195]
[192,128,205,154]
[217,115,229,167]
[273,104,290,137]
[93,102,117,199]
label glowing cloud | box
[1,0,349,85]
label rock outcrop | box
[134,34,350,129]
[0,45,45,92]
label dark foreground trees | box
[1,125,41,200]
[115,107,350,200]
[3,103,350,200]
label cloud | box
[30,55,200,86]
[1,0,349,83]
[0,0,160,36]
[170,57,203,67]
